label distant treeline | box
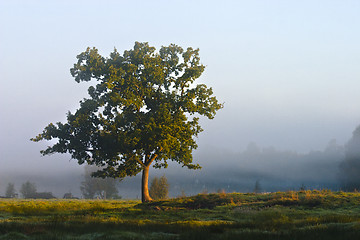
[2,125,360,198]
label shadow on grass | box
[1,221,360,240]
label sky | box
[1,0,360,175]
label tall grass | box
[1,191,360,239]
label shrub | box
[149,175,169,200]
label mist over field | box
[1,1,360,199]
[0,139,347,199]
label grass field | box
[1,190,360,239]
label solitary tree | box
[31,42,223,202]
[149,175,169,200]
[253,180,261,194]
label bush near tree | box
[149,175,169,200]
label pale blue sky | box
[1,0,360,172]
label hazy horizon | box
[0,141,346,198]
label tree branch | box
[135,157,146,168]
[145,146,163,166]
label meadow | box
[1,190,360,239]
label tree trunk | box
[141,164,152,202]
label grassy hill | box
[1,190,360,239]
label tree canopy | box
[32,42,223,201]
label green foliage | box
[31,42,223,202]
[149,175,169,200]
[31,42,223,177]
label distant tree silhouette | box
[5,183,16,198]
[80,165,120,199]
[33,192,56,199]
[63,192,77,199]
[20,181,37,198]
[254,180,261,194]
[19,181,55,199]
[339,125,360,191]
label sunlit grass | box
[0,199,139,215]
[1,191,360,239]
